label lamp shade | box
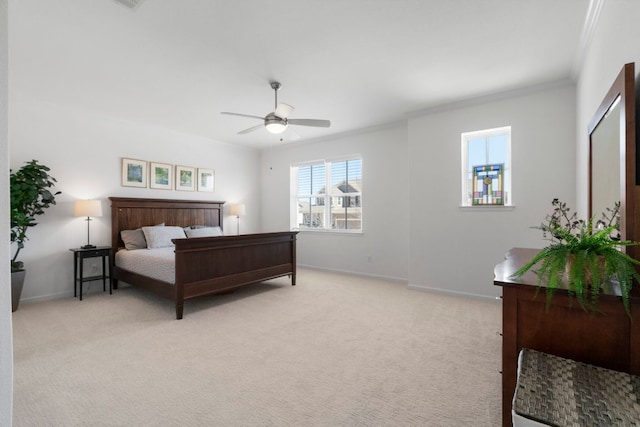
[230,203,246,216]
[74,200,103,218]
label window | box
[461,126,511,206]
[291,157,362,232]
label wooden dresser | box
[493,247,640,427]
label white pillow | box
[184,226,223,238]
[142,226,187,249]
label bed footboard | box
[172,231,298,319]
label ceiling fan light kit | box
[264,113,288,134]
[221,82,331,136]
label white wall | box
[9,97,261,303]
[0,0,13,423]
[408,84,576,298]
[260,123,409,281]
[576,1,640,215]
[260,85,577,298]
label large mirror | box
[588,63,636,258]
[590,96,621,227]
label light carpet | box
[12,268,502,426]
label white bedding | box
[115,247,176,284]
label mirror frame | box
[588,63,636,258]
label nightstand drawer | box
[81,249,109,258]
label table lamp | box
[74,200,103,249]
[230,203,246,235]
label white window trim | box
[458,205,516,212]
[460,126,512,207]
[291,155,363,233]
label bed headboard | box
[109,197,225,249]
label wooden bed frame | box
[109,197,297,319]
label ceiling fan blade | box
[275,103,294,119]
[221,112,264,121]
[238,124,264,134]
[288,118,331,128]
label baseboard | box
[297,264,408,284]
[19,283,119,305]
[20,291,73,305]
[407,283,501,302]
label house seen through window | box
[291,157,362,232]
[461,126,511,206]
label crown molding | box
[405,78,574,119]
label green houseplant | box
[512,198,640,314]
[10,160,60,311]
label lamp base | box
[81,244,96,249]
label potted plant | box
[512,198,640,314]
[10,160,61,311]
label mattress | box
[115,247,175,284]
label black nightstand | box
[70,246,112,300]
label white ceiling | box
[10,0,592,148]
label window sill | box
[459,205,515,211]
[292,228,363,236]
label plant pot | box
[11,270,25,312]
[564,254,605,287]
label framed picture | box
[149,162,173,190]
[121,158,147,188]
[175,165,196,191]
[197,168,215,192]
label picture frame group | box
[121,158,215,192]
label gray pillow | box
[184,226,223,238]
[121,229,147,250]
[183,225,207,230]
[142,225,187,249]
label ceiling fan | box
[221,82,331,135]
